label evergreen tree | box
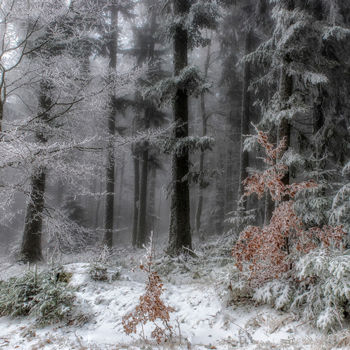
[164,0,219,255]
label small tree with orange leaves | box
[122,235,174,344]
[232,130,345,286]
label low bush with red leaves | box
[122,236,174,344]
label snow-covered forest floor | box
[0,242,349,350]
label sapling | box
[122,234,174,344]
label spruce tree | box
[166,0,219,255]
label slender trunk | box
[264,129,277,225]
[94,177,103,229]
[195,93,206,237]
[314,88,325,172]
[237,30,252,209]
[279,0,294,256]
[137,112,149,247]
[264,191,274,225]
[213,153,225,235]
[278,0,295,172]
[224,111,235,216]
[167,0,192,255]
[116,152,125,223]
[278,65,293,191]
[0,100,3,133]
[195,38,211,237]
[132,151,140,247]
[148,167,157,234]
[0,71,5,133]
[278,1,295,191]
[103,4,118,248]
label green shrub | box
[0,267,76,326]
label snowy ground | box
[0,248,348,350]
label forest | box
[0,0,350,349]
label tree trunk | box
[94,176,103,229]
[224,111,235,216]
[195,93,207,237]
[103,4,118,248]
[20,167,46,262]
[264,191,274,225]
[132,150,140,247]
[213,152,225,235]
[167,0,192,256]
[136,111,150,247]
[20,84,50,263]
[148,167,157,234]
[279,0,294,191]
[116,152,125,224]
[0,100,3,133]
[195,37,211,237]
[278,65,293,191]
[237,30,253,209]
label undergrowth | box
[89,245,121,282]
[0,266,76,326]
[228,130,349,331]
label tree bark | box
[116,152,125,224]
[148,167,157,234]
[132,150,140,247]
[224,111,235,215]
[103,3,118,248]
[0,100,3,133]
[278,0,294,190]
[195,38,211,236]
[20,84,50,263]
[278,65,293,190]
[213,153,225,235]
[167,0,192,255]
[237,30,253,210]
[21,167,46,262]
[136,110,150,248]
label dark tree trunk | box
[195,39,211,236]
[20,84,50,263]
[279,0,294,193]
[264,130,277,224]
[313,87,326,170]
[278,65,293,191]
[94,177,103,229]
[136,111,150,248]
[116,152,125,224]
[0,100,3,133]
[167,0,192,255]
[195,94,207,237]
[264,191,274,224]
[237,30,253,209]
[132,150,140,247]
[213,153,225,235]
[21,168,46,262]
[103,4,118,248]
[148,167,157,234]
[224,111,235,215]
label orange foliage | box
[233,130,345,285]
[122,239,174,344]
